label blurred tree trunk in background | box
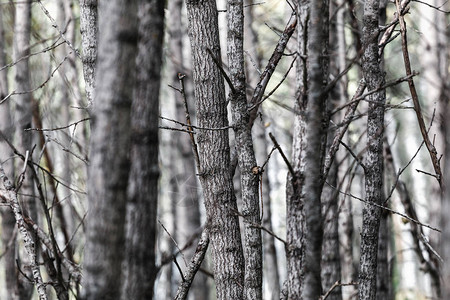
[121,1,165,299]
[244,1,280,299]
[13,1,36,298]
[81,1,138,299]
[0,3,18,299]
[167,0,208,299]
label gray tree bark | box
[286,2,309,299]
[227,1,262,299]
[79,0,97,106]
[358,0,386,298]
[185,0,245,299]
[301,0,329,297]
[81,1,138,299]
[121,1,164,299]
[13,1,36,298]
[0,4,18,299]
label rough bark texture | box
[0,4,18,299]
[244,1,280,298]
[286,2,309,298]
[227,1,262,299]
[301,0,329,297]
[121,1,164,299]
[376,210,390,300]
[81,2,138,299]
[358,0,386,297]
[79,0,97,106]
[185,1,245,299]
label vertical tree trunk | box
[358,0,386,298]
[320,2,342,299]
[13,1,36,298]
[244,1,280,298]
[167,0,208,298]
[121,1,165,299]
[227,0,262,299]
[81,2,138,299]
[79,0,97,106]
[185,0,245,299]
[0,4,18,299]
[286,2,309,298]
[301,0,329,297]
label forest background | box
[0,0,449,299]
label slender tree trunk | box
[185,0,245,299]
[244,1,280,298]
[358,0,386,297]
[79,0,97,106]
[81,2,138,299]
[227,1,262,299]
[320,2,342,299]
[167,0,208,298]
[286,2,309,298]
[301,0,329,297]
[0,4,18,299]
[13,1,36,298]
[121,1,164,299]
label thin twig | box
[268,132,296,178]
[178,74,202,173]
[395,0,442,187]
[327,182,441,232]
[206,48,236,94]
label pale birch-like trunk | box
[286,2,309,298]
[227,1,262,299]
[121,1,164,299]
[185,0,245,298]
[13,1,36,298]
[79,0,97,106]
[81,1,138,299]
[358,0,386,298]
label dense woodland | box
[0,0,449,299]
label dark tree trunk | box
[358,0,386,297]
[121,1,165,299]
[81,2,138,299]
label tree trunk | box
[227,1,262,299]
[358,0,386,297]
[0,4,18,299]
[120,1,164,299]
[185,0,245,299]
[244,1,280,298]
[81,2,138,299]
[79,0,97,106]
[13,1,36,298]
[286,2,309,298]
[301,0,329,297]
